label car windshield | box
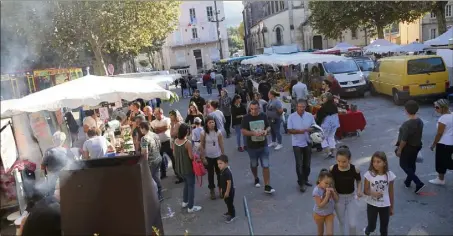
[355,60,375,71]
[323,60,360,74]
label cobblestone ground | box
[160,84,453,235]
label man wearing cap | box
[189,89,206,114]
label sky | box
[223,1,244,28]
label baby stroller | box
[309,124,324,146]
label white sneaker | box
[429,178,445,185]
[274,144,283,150]
[188,205,202,213]
[268,142,277,147]
[181,202,188,208]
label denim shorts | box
[247,146,270,168]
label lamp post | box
[209,1,225,59]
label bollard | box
[243,196,254,236]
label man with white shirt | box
[291,77,309,101]
[287,99,316,192]
[151,108,183,183]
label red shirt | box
[202,74,211,83]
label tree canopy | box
[308,1,430,39]
[1,1,180,75]
[227,26,244,56]
[53,1,180,75]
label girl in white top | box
[200,116,225,200]
[429,99,453,185]
[363,151,395,236]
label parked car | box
[368,55,449,105]
[353,56,375,90]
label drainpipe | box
[288,0,294,44]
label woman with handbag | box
[200,116,225,200]
[173,123,202,213]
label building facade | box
[421,1,453,42]
[161,1,229,75]
[242,1,368,55]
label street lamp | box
[208,0,225,59]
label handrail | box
[243,196,254,236]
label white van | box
[305,58,367,96]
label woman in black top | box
[230,94,247,152]
[185,102,204,128]
[329,146,362,235]
[316,92,340,158]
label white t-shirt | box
[82,136,110,159]
[150,117,171,143]
[438,113,453,145]
[202,130,222,158]
[210,110,226,133]
[364,170,396,207]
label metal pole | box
[243,196,254,236]
[213,0,223,59]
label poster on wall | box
[55,73,68,85]
[99,107,109,122]
[29,112,54,151]
[1,119,18,172]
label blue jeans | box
[234,125,246,147]
[183,173,196,209]
[206,82,213,94]
[149,159,162,197]
[247,146,270,168]
[270,119,282,144]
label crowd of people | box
[17,67,453,235]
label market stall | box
[394,42,427,53]
[364,39,400,54]
[0,75,177,224]
[308,98,367,139]
[424,27,453,46]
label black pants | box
[224,190,236,217]
[399,145,423,187]
[217,84,223,94]
[435,143,453,174]
[205,157,220,189]
[160,141,183,180]
[365,204,390,236]
[224,115,231,136]
[293,145,311,186]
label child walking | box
[218,155,236,223]
[313,169,338,236]
[329,145,362,235]
[363,151,395,236]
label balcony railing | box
[171,38,219,48]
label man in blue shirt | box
[287,99,316,192]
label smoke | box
[0,1,56,73]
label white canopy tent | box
[394,42,427,52]
[364,39,400,53]
[424,27,453,46]
[241,52,350,66]
[0,75,175,117]
[320,42,361,53]
[115,74,176,89]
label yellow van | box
[369,55,449,105]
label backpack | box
[192,152,207,187]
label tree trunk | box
[376,25,384,39]
[434,1,448,35]
[89,34,108,76]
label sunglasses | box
[434,106,440,109]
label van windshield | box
[323,60,360,74]
[355,60,375,71]
[407,57,446,75]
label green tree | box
[53,1,180,75]
[309,1,430,39]
[238,21,245,40]
[429,1,449,35]
[227,26,244,56]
